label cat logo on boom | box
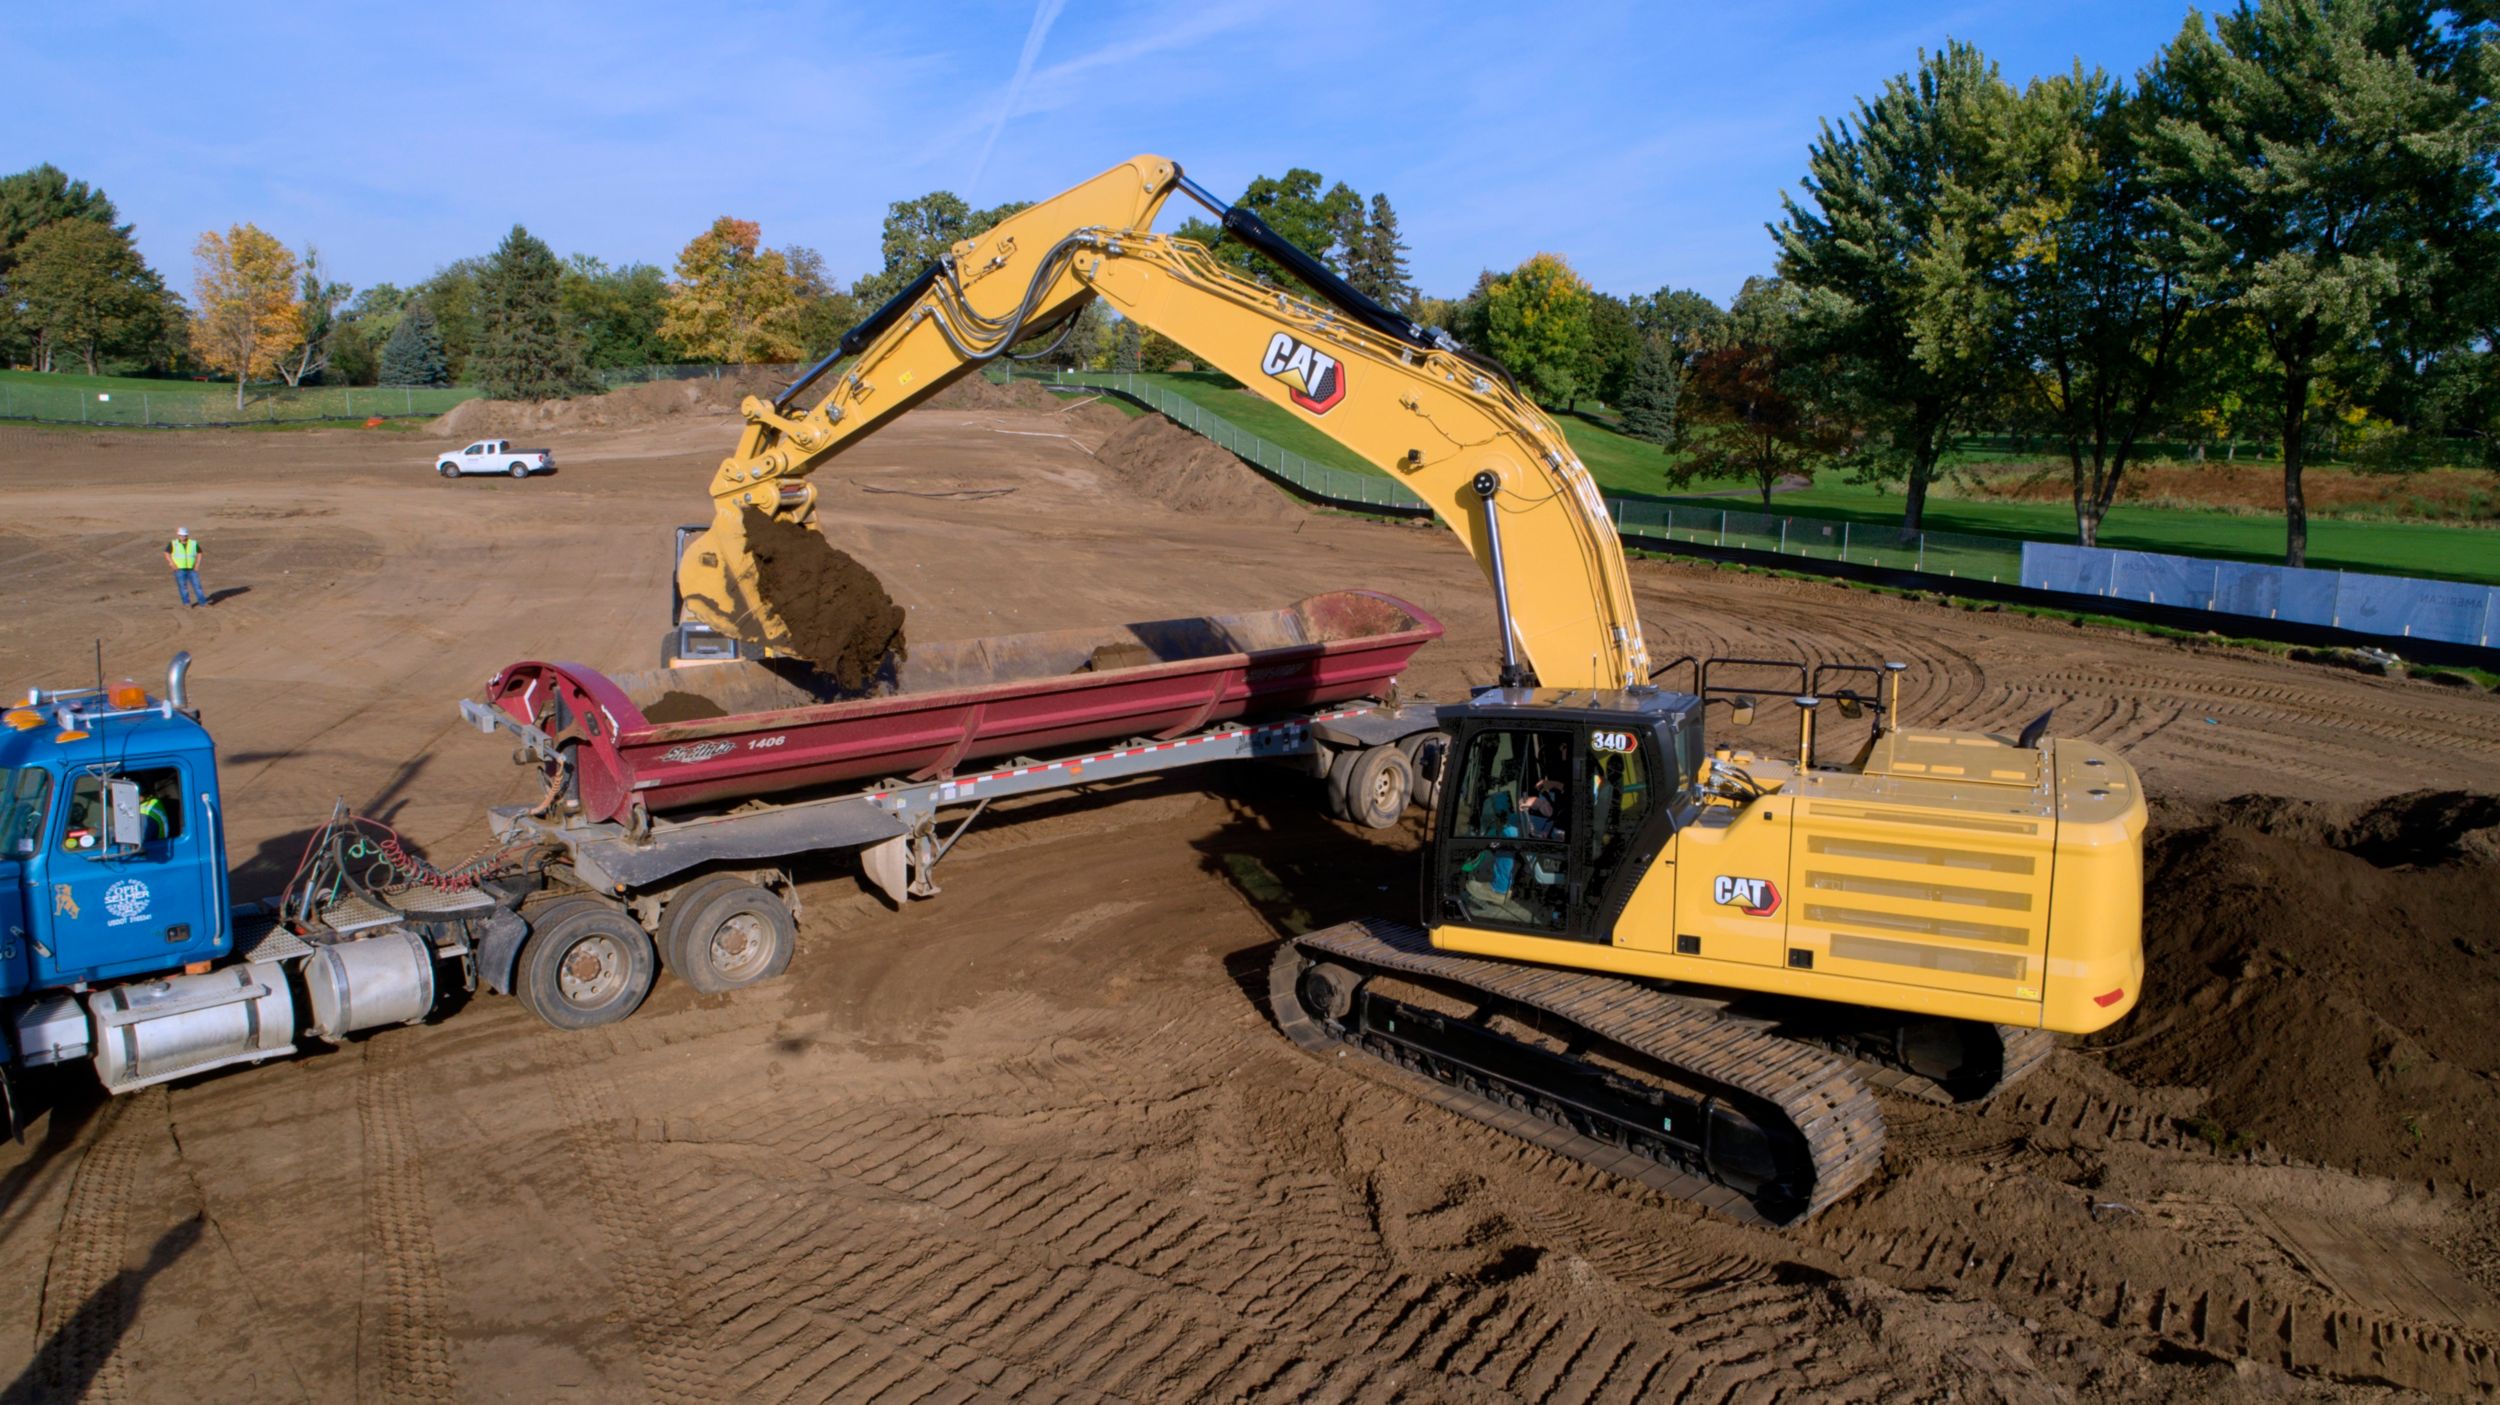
[1713,875,1781,917]
[1260,332,1346,414]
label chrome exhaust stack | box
[167,651,193,712]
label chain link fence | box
[1019,368,2027,582]
[0,378,478,427]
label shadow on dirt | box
[0,1215,203,1405]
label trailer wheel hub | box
[711,914,770,981]
[558,936,628,1006]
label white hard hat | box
[175,527,189,535]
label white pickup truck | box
[436,439,555,479]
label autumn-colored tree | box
[1480,253,1596,407]
[191,224,300,409]
[659,217,806,364]
[1673,279,1840,507]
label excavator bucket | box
[676,499,907,691]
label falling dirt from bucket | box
[740,509,907,691]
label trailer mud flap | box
[860,837,909,906]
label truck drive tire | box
[516,899,655,1030]
[1341,744,1416,830]
[659,877,795,995]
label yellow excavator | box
[676,155,2145,1224]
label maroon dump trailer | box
[463,589,1449,920]
[481,590,1442,828]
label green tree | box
[1480,253,1596,406]
[474,224,593,399]
[0,164,121,279]
[1673,277,1836,507]
[378,299,449,387]
[276,245,351,387]
[2145,0,2498,565]
[849,193,1029,305]
[414,259,486,381]
[1997,67,2214,546]
[1348,193,1417,313]
[1637,287,1729,443]
[785,246,861,358]
[1173,169,1363,296]
[560,257,675,370]
[1584,292,1642,407]
[1113,319,1140,372]
[1616,334,1681,448]
[1778,40,2023,533]
[11,218,164,374]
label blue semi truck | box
[0,652,810,1113]
[0,646,1430,1116]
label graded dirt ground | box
[1,391,2498,1403]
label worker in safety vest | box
[164,527,205,607]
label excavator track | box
[1271,919,1886,1227]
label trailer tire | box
[659,877,793,995]
[516,900,655,1031]
[1324,747,1361,821]
[1341,744,1415,831]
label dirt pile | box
[1090,413,1305,522]
[926,376,1062,412]
[2100,790,2500,1185]
[741,509,906,690]
[639,690,729,724]
[429,370,789,439]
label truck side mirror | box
[1729,697,1757,727]
[106,779,144,848]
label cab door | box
[42,758,216,984]
[1428,718,1672,945]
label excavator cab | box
[1428,687,1700,943]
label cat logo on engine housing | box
[1261,332,1346,414]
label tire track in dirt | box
[540,1037,728,1403]
[22,1088,159,1405]
[356,1038,458,1404]
[655,1085,1893,1404]
[1805,1209,2500,1394]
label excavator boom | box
[675,153,1649,691]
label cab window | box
[1442,728,1572,934]
[61,767,183,856]
[0,767,50,855]
[1582,738,1654,908]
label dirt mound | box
[429,370,789,439]
[2099,790,2500,1186]
[926,376,1062,412]
[1090,413,1304,522]
[741,508,905,690]
[639,690,728,724]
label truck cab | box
[2,670,231,1005]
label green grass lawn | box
[0,369,474,426]
[1071,371,2499,586]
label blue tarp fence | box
[2022,543,2499,647]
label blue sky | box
[6,1,2197,307]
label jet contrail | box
[968,0,1068,198]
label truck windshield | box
[0,766,51,855]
